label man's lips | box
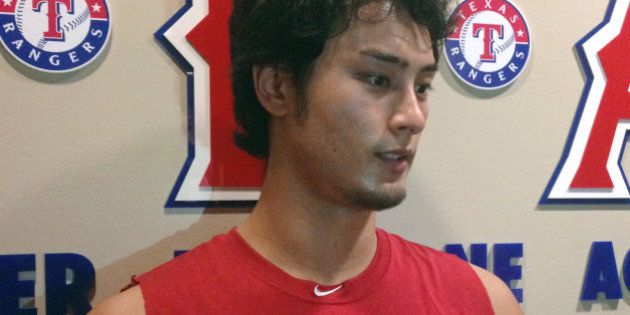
[375,148,413,161]
[375,149,414,173]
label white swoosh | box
[313,284,343,297]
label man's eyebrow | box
[359,49,437,73]
[417,63,438,74]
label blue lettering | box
[0,254,37,315]
[444,243,488,269]
[445,243,522,302]
[581,242,623,300]
[494,243,523,303]
[45,253,95,314]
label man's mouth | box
[375,149,413,173]
[376,149,413,161]
[379,152,407,161]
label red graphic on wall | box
[571,12,630,189]
[187,1,265,188]
[541,0,630,204]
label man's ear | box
[252,65,296,117]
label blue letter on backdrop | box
[444,243,488,269]
[0,254,36,315]
[45,253,95,314]
[494,243,523,303]
[581,242,622,300]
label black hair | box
[230,0,451,158]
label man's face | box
[283,7,436,211]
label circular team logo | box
[444,0,531,90]
[0,0,111,73]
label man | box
[93,0,522,313]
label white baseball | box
[459,10,516,72]
[458,12,478,57]
[16,0,90,52]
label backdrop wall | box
[1,1,629,314]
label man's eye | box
[366,75,389,87]
[415,84,432,95]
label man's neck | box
[237,170,378,285]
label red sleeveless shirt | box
[134,229,493,314]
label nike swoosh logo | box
[314,284,343,297]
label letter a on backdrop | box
[156,0,265,208]
[541,0,630,204]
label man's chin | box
[373,189,407,211]
[346,186,407,211]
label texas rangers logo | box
[157,0,264,207]
[444,0,531,90]
[541,0,630,204]
[0,0,110,73]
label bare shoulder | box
[89,286,146,315]
[471,265,523,315]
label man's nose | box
[389,87,426,135]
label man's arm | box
[471,265,524,315]
[89,286,146,315]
